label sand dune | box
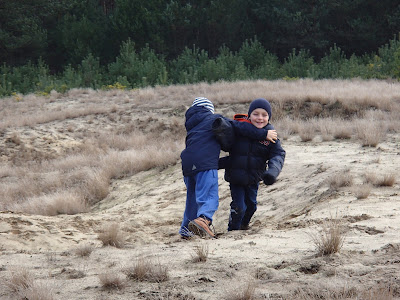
[1,82,399,299]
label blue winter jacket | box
[181,106,269,177]
[221,123,286,185]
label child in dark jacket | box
[179,97,276,239]
[220,98,286,231]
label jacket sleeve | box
[264,139,286,180]
[231,120,268,140]
[212,117,235,152]
[218,156,230,169]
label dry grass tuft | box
[378,174,396,187]
[4,267,35,292]
[364,172,396,187]
[356,120,386,147]
[16,282,55,300]
[289,285,358,300]
[191,243,209,263]
[4,268,55,300]
[97,223,125,248]
[124,257,169,283]
[351,184,372,199]
[328,171,353,190]
[309,218,345,256]
[98,272,126,290]
[74,244,94,257]
[361,284,394,300]
[288,283,394,300]
[225,280,257,300]
[298,122,316,142]
[332,124,352,140]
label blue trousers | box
[228,183,259,231]
[179,170,219,237]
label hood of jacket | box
[184,106,213,131]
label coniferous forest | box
[1,0,400,96]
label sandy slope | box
[1,130,399,299]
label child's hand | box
[266,130,278,143]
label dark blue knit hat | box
[248,98,272,120]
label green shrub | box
[281,49,314,78]
[317,44,346,78]
[238,37,266,71]
[61,65,83,88]
[169,46,208,84]
[253,51,282,79]
[376,34,400,78]
[108,40,167,88]
[79,53,103,88]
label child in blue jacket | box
[220,98,286,231]
[179,97,277,239]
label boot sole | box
[188,220,215,239]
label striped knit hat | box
[192,97,215,114]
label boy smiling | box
[220,98,286,231]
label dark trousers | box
[228,183,259,231]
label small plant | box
[74,244,94,257]
[4,268,55,300]
[365,172,396,187]
[361,284,394,300]
[328,171,353,190]
[356,121,385,147]
[333,125,352,140]
[191,243,209,263]
[97,223,125,248]
[298,123,316,142]
[124,257,169,283]
[5,267,34,292]
[225,280,257,300]
[98,272,125,290]
[378,174,396,187]
[102,82,127,90]
[12,92,23,101]
[310,218,345,256]
[351,184,372,199]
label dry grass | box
[288,285,358,300]
[3,268,55,300]
[332,124,353,140]
[364,172,396,187]
[98,272,126,290]
[97,223,125,248]
[361,284,394,300]
[74,243,94,257]
[351,184,372,199]
[287,283,394,300]
[191,243,209,262]
[4,267,35,293]
[328,171,353,190]
[225,280,257,300]
[356,120,386,147]
[378,174,396,187]
[298,122,316,142]
[124,257,169,283]
[309,218,345,256]
[16,282,55,300]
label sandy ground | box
[0,92,400,299]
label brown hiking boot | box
[188,217,215,238]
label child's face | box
[249,108,269,128]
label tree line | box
[0,0,399,96]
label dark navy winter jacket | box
[221,123,286,185]
[180,106,269,177]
